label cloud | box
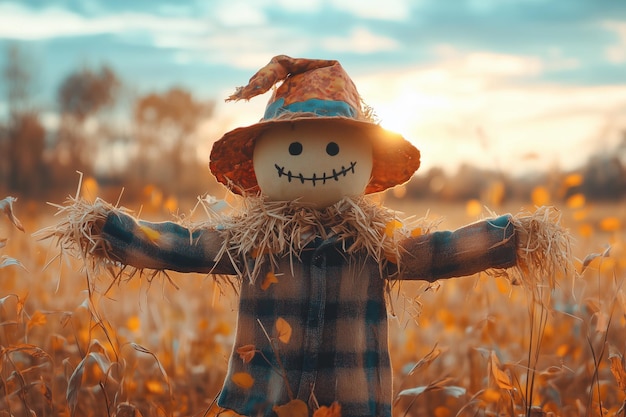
[152,25,316,70]
[328,0,412,21]
[462,52,542,77]
[0,3,207,40]
[356,46,548,103]
[0,1,302,72]
[426,45,583,86]
[0,1,406,71]
[213,1,267,27]
[602,20,626,63]
[321,27,399,53]
[353,50,626,174]
[267,0,323,14]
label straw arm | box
[101,211,236,274]
[396,214,517,281]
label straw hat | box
[209,55,420,195]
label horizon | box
[1,0,626,177]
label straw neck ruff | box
[214,195,409,283]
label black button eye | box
[289,141,303,156]
[326,142,339,156]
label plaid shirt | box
[102,212,517,417]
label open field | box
[1,193,625,417]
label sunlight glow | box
[374,92,450,139]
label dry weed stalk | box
[0,195,26,270]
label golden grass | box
[1,194,625,416]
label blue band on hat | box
[264,98,357,120]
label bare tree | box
[0,44,48,198]
[57,65,119,120]
[51,65,121,185]
[6,112,47,196]
[2,44,32,113]
[130,87,214,195]
[581,154,625,200]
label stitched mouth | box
[274,161,357,186]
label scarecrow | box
[48,56,570,417]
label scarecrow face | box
[253,121,373,208]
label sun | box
[375,101,415,138]
[373,91,448,139]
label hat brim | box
[209,115,420,195]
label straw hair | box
[35,196,137,295]
[37,197,120,264]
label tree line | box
[0,44,217,202]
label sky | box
[1,0,626,176]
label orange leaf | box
[198,318,209,330]
[236,344,256,364]
[251,246,270,258]
[138,224,160,242]
[600,216,621,232]
[563,173,583,188]
[28,310,47,330]
[566,193,585,209]
[231,372,254,389]
[80,176,99,202]
[465,199,482,217]
[261,271,279,291]
[275,317,292,344]
[126,315,141,332]
[434,406,451,417]
[556,344,569,357]
[610,353,626,391]
[487,181,505,207]
[384,220,403,238]
[384,250,398,264]
[313,401,342,417]
[494,276,510,295]
[531,186,550,206]
[572,208,589,221]
[273,399,308,417]
[163,196,178,213]
[490,351,513,390]
[213,321,232,336]
[578,223,593,238]
[483,387,501,402]
[145,379,165,394]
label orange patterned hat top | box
[210,55,420,195]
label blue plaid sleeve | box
[101,211,235,274]
[396,214,518,281]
